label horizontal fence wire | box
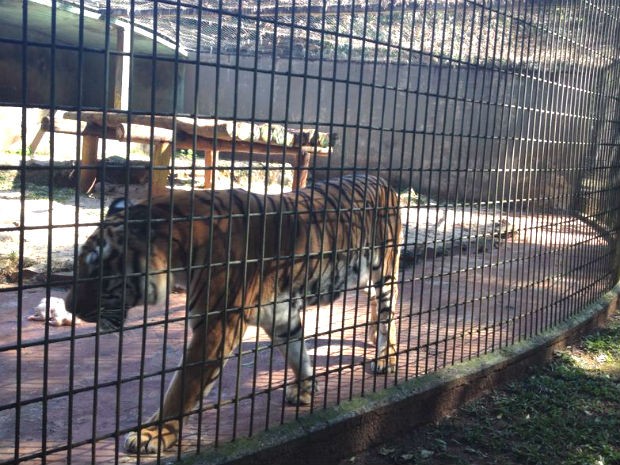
[1,0,620,464]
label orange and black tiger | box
[65,174,402,454]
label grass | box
[343,312,620,465]
[1,180,75,202]
[0,167,77,202]
[21,183,75,202]
[0,252,36,284]
[0,169,18,191]
[3,181,76,202]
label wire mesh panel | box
[1,0,620,464]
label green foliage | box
[582,325,620,358]
[347,315,620,465]
[0,169,18,190]
[0,252,36,283]
[21,183,75,202]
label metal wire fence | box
[1,0,620,464]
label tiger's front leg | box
[257,299,316,406]
[124,314,245,454]
[369,278,398,374]
[279,329,316,406]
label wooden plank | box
[64,111,231,142]
[63,111,336,149]
[115,123,173,144]
[63,110,127,128]
[41,114,88,135]
[300,146,332,156]
[44,116,173,144]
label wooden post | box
[28,128,46,154]
[79,135,99,194]
[292,150,311,189]
[203,147,218,189]
[152,141,172,196]
[114,26,131,110]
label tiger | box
[64,174,402,454]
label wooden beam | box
[293,151,312,189]
[114,25,131,110]
[203,148,217,189]
[79,135,99,194]
[152,141,172,195]
[63,112,336,149]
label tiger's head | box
[65,199,169,331]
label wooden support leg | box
[203,148,218,189]
[152,141,172,196]
[292,151,311,189]
[30,110,53,154]
[79,135,99,194]
[28,128,45,154]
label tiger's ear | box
[107,198,132,217]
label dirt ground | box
[0,177,614,465]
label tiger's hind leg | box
[124,313,246,454]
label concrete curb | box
[184,284,619,465]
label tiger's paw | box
[285,378,317,405]
[371,350,396,374]
[124,421,179,454]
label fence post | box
[615,219,620,283]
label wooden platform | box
[41,111,334,194]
